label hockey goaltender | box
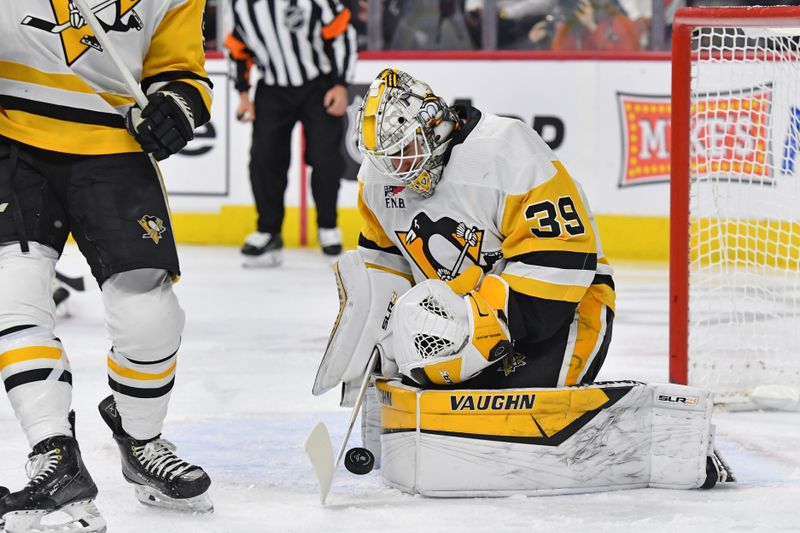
[310,68,735,498]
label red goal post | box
[670,6,800,405]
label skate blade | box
[242,250,283,268]
[134,485,214,514]
[3,499,106,533]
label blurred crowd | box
[203,0,800,53]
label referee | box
[225,0,357,266]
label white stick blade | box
[304,422,335,505]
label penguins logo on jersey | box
[138,215,167,244]
[21,0,143,66]
[396,213,488,281]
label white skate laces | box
[133,439,195,482]
[25,448,60,486]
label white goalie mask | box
[391,280,510,386]
[356,69,459,198]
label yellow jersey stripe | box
[501,272,587,303]
[0,110,141,154]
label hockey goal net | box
[670,6,800,408]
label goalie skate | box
[98,395,213,514]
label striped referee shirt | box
[225,0,357,91]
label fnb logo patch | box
[691,86,773,182]
[383,185,405,209]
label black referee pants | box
[249,77,345,235]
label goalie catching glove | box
[126,89,195,161]
[391,275,513,386]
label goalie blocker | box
[377,380,734,496]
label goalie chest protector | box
[377,380,716,496]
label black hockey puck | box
[344,447,375,475]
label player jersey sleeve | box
[141,0,213,128]
[224,28,255,93]
[356,180,414,281]
[313,0,357,86]
[499,158,615,343]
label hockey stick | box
[55,271,86,292]
[304,346,380,505]
[21,0,118,34]
[70,0,172,220]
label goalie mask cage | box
[670,6,800,406]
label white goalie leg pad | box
[102,269,184,440]
[313,250,412,398]
[378,380,716,496]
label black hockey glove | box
[126,91,195,161]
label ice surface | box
[1,247,798,533]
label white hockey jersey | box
[358,108,615,372]
[0,0,212,155]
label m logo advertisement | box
[617,93,672,187]
[618,87,774,187]
[395,213,487,282]
[21,0,142,66]
[690,85,773,184]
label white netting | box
[688,25,800,401]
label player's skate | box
[241,231,283,267]
[98,395,213,513]
[318,227,342,256]
[0,435,105,533]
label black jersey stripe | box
[592,274,616,290]
[140,71,213,94]
[0,96,125,128]
[508,250,598,271]
[358,233,403,255]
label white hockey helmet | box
[390,280,511,386]
[356,69,458,198]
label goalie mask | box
[356,69,459,198]
[390,280,511,386]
